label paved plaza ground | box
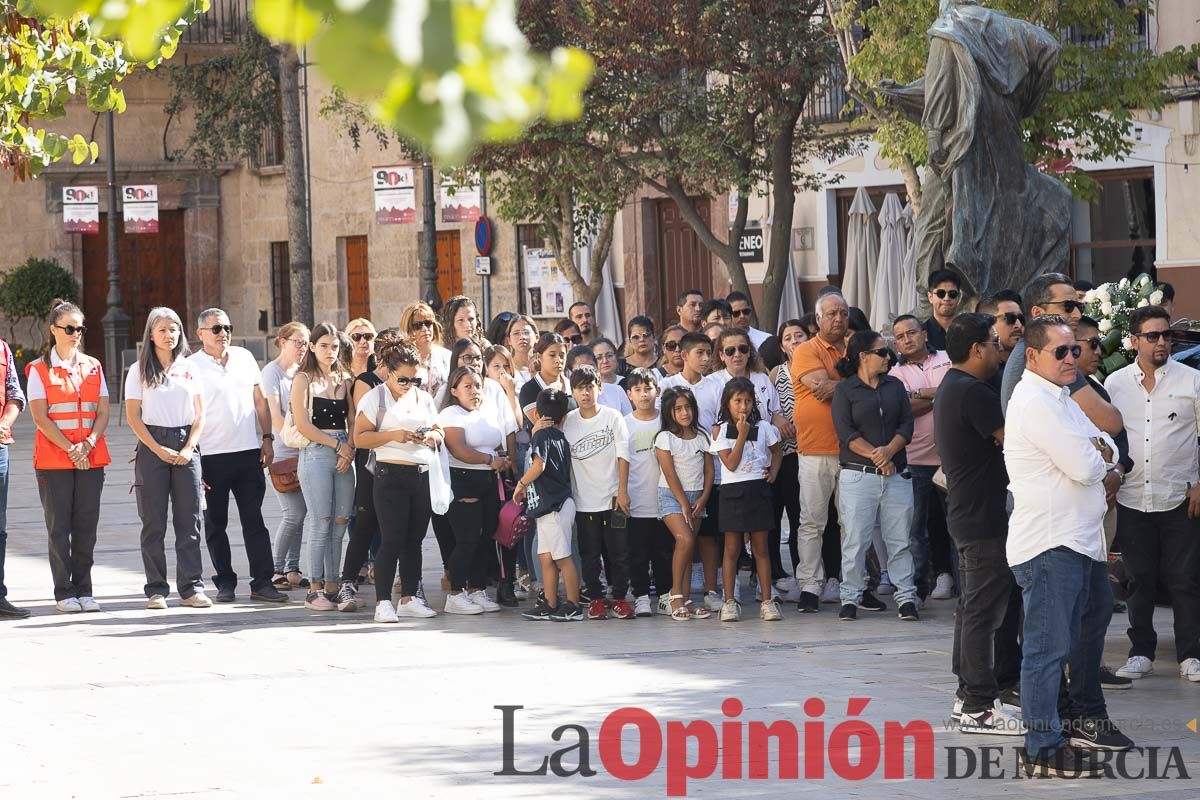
[2,417,1198,799]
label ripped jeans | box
[299,433,356,585]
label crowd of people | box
[0,269,1195,778]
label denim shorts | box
[657,487,705,519]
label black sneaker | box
[897,601,919,621]
[215,586,236,604]
[522,599,555,620]
[1020,746,1102,778]
[497,581,519,607]
[250,586,289,603]
[839,603,857,621]
[551,602,583,621]
[0,597,31,619]
[1066,717,1134,752]
[857,590,886,612]
[797,591,820,613]
[578,588,592,606]
[998,685,1020,710]
[1099,665,1133,690]
[335,581,359,612]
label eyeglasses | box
[731,308,752,318]
[1038,344,1082,361]
[54,324,86,335]
[596,351,615,361]
[207,324,233,335]
[663,340,681,351]
[1133,330,1174,344]
[723,344,751,356]
[565,334,583,345]
[350,332,375,342]
[460,353,484,364]
[978,338,1001,348]
[1043,300,1084,314]
[932,289,961,300]
[629,332,651,342]
[866,347,891,358]
[394,376,423,387]
[285,338,308,348]
[1078,336,1101,351]
[410,319,436,331]
[1001,312,1026,326]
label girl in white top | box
[354,340,444,622]
[262,321,309,590]
[654,386,713,620]
[505,314,538,387]
[439,367,512,614]
[436,338,519,451]
[400,302,452,398]
[125,307,208,610]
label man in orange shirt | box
[789,292,849,612]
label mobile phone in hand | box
[609,505,627,529]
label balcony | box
[181,0,251,45]
[801,60,860,127]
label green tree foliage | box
[0,256,79,346]
[826,0,1200,208]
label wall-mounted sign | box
[123,184,159,233]
[372,165,415,224]
[62,186,99,234]
[738,227,764,262]
[523,246,574,317]
[475,255,492,276]
[441,175,481,223]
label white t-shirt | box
[439,404,506,470]
[655,430,710,492]
[436,377,518,441]
[261,360,299,461]
[26,350,110,401]
[707,369,780,428]
[600,382,633,415]
[563,405,631,513]
[422,345,453,398]
[710,420,780,485]
[660,372,725,483]
[187,346,263,456]
[356,384,440,464]
[124,359,199,427]
[624,413,661,518]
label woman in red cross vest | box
[27,300,111,614]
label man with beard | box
[977,290,1023,393]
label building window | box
[270,241,291,324]
[1070,168,1155,285]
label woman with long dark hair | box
[442,295,486,346]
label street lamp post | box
[101,111,131,390]
[418,155,442,311]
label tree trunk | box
[898,153,923,216]
[545,191,613,307]
[278,45,313,324]
[759,112,800,333]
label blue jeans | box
[1011,547,1110,756]
[273,487,307,574]
[908,464,956,595]
[299,437,356,584]
[0,445,9,599]
[837,470,916,605]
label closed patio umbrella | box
[842,187,878,319]
[870,192,907,331]
[778,247,805,324]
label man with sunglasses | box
[999,273,1123,440]
[1005,315,1132,773]
[188,309,288,604]
[553,318,584,347]
[1106,305,1200,686]
[977,290,1024,391]
[922,269,963,351]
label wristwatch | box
[262,433,275,442]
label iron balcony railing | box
[181,0,251,45]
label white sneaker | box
[78,596,101,612]
[444,592,484,615]
[820,578,841,604]
[657,594,673,615]
[876,571,895,595]
[396,597,437,618]
[720,598,741,622]
[952,697,964,722]
[960,702,1026,736]
[704,590,723,612]
[634,595,653,617]
[468,590,501,612]
[374,600,399,623]
[1180,658,1200,682]
[760,599,782,621]
[146,594,168,610]
[930,572,955,600]
[774,576,797,594]
[55,598,83,613]
[180,592,213,608]
[1116,655,1153,679]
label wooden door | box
[656,197,712,328]
[81,211,187,361]
[436,229,463,304]
[345,235,371,320]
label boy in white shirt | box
[623,369,672,617]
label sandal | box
[668,594,690,621]
[685,600,711,620]
[287,571,309,589]
[271,573,291,591]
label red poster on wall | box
[372,165,416,224]
[123,184,159,233]
[63,186,99,234]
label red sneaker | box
[587,598,609,620]
[611,599,635,619]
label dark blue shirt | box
[831,373,914,470]
[526,427,572,518]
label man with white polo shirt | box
[189,308,287,604]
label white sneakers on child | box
[720,599,741,622]
[704,590,723,612]
[396,597,437,618]
[760,599,783,621]
[445,592,484,615]
[374,600,400,623]
[931,572,956,600]
[634,595,653,617]
[468,590,501,612]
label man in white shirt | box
[1105,305,1200,684]
[188,309,287,604]
[1005,316,1131,774]
[727,291,773,351]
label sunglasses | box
[207,324,233,335]
[629,332,652,342]
[723,344,751,357]
[663,340,682,351]
[1039,344,1082,361]
[1043,300,1085,314]
[54,324,86,335]
[1001,312,1026,326]
[1133,330,1174,344]
[410,319,436,331]
[732,308,752,318]
[1078,336,1101,351]
[565,334,583,345]
[932,289,961,300]
[394,376,424,387]
[866,347,891,358]
[350,332,375,342]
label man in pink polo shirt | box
[891,315,954,601]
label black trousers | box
[446,468,501,590]
[772,452,800,580]
[340,450,378,582]
[432,514,455,569]
[201,449,273,592]
[37,467,104,601]
[628,516,673,598]
[373,463,432,599]
[1119,501,1200,663]
[579,509,629,599]
[952,537,1023,712]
